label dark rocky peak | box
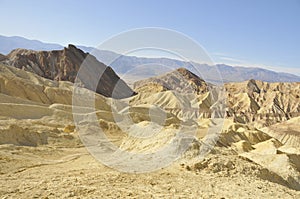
[0,53,7,61]
[247,79,261,94]
[1,45,134,99]
[175,67,206,87]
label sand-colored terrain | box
[0,63,299,198]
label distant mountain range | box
[0,35,63,54]
[81,48,300,84]
[0,35,299,83]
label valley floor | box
[0,145,299,199]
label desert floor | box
[1,144,299,199]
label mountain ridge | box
[1,35,299,83]
[82,47,300,83]
[0,35,63,54]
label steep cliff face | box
[2,45,134,99]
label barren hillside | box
[0,63,299,198]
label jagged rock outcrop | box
[134,68,209,94]
[133,68,299,126]
[131,68,217,119]
[1,45,134,98]
[225,80,300,126]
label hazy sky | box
[0,0,299,75]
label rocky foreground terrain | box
[0,47,299,198]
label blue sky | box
[0,0,299,75]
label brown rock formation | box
[134,67,209,94]
[0,53,7,61]
[2,45,134,99]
